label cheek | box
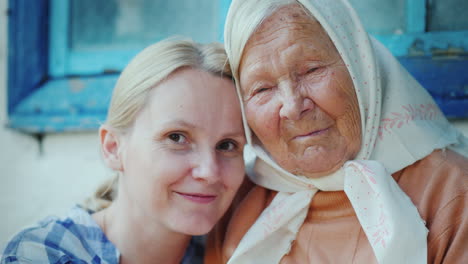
[221,158,245,191]
[341,102,362,154]
[334,81,362,156]
[310,69,362,155]
[121,146,151,185]
[245,101,279,139]
[308,71,352,117]
[334,69,358,114]
[144,152,192,189]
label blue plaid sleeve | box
[2,206,204,264]
[1,206,119,264]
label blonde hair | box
[85,38,232,211]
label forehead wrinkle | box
[240,4,338,87]
[241,46,270,72]
[245,27,325,76]
[248,11,325,58]
[252,17,318,45]
[247,3,317,47]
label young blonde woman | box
[1,38,246,264]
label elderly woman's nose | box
[278,85,312,120]
[192,151,220,184]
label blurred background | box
[1,0,467,249]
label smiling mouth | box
[294,127,330,140]
[175,192,217,204]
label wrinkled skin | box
[239,4,361,178]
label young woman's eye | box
[168,133,188,144]
[216,140,238,152]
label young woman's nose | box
[192,151,220,184]
[278,82,313,120]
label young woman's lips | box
[176,192,217,204]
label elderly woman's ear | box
[99,125,124,172]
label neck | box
[93,197,191,264]
[252,153,345,192]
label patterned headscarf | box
[224,0,468,263]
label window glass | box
[70,0,220,51]
[427,0,468,31]
[348,0,406,34]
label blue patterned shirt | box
[1,206,203,264]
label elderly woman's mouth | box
[293,127,331,140]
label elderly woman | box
[205,0,468,263]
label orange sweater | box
[205,150,468,263]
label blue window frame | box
[8,0,231,133]
[49,0,231,76]
[351,0,468,118]
[7,0,468,133]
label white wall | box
[1,0,468,252]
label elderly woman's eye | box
[306,67,319,74]
[253,87,271,95]
[216,140,238,152]
[168,133,188,144]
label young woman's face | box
[119,68,245,235]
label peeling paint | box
[408,39,425,56]
[431,46,468,57]
[69,78,85,93]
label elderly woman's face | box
[239,5,361,178]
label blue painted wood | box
[375,30,468,57]
[55,0,230,76]
[49,0,70,77]
[427,0,468,31]
[8,75,118,133]
[68,49,140,75]
[7,0,49,114]
[7,0,468,133]
[399,56,468,118]
[51,0,229,76]
[349,0,407,35]
[406,0,426,33]
[219,0,232,42]
[8,114,108,133]
[8,56,467,133]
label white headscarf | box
[224,0,468,263]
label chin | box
[178,223,214,236]
[170,215,217,236]
[300,164,342,178]
[285,155,347,178]
[304,148,348,174]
